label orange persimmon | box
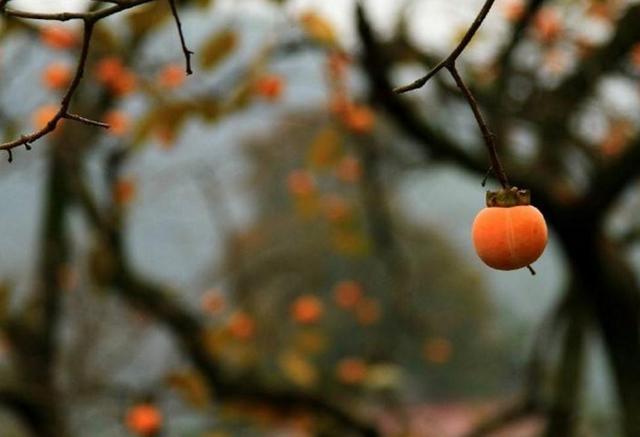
[42,62,72,90]
[32,105,60,131]
[254,74,284,101]
[291,295,324,325]
[104,111,130,136]
[113,178,137,206]
[472,188,547,270]
[336,357,367,384]
[228,311,255,340]
[157,64,186,89]
[125,403,162,436]
[533,8,562,43]
[287,169,315,197]
[333,280,363,309]
[40,26,77,50]
[343,104,375,134]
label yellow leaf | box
[199,29,238,70]
[278,350,318,388]
[300,12,337,46]
[127,2,171,38]
[166,370,211,408]
[307,128,342,169]
[294,330,328,355]
[364,364,403,390]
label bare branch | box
[168,0,194,75]
[0,0,196,159]
[394,0,496,93]
[446,64,509,189]
[63,113,110,129]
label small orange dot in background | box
[423,337,453,365]
[201,288,226,315]
[333,280,363,309]
[533,8,562,43]
[321,195,351,223]
[95,57,137,96]
[110,70,137,96]
[327,51,350,79]
[630,43,640,70]
[254,74,284,102]
[32,105,61,131]
[228,311,255,340]
[157,64,186,89]
[336,155,362,183]
[113,178,137,206]
[329,93,351,116]
[336,357,367,384]
[354,297,380,326]
[287,169,315,197]
[95,57,125,84]
[291,294,324,325]
[343,105,375,134]
[125,403,163,436]
[501,0,525,22]
[40,26,77,50]
[104,111,130,137]
[42,62,73,90]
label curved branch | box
[394,0,495,93]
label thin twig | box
[0,0,200,159]
[0,20,97,153]
[168,0,194,75]
[64,113,110,129]
[394,0,495,93]
[446,64,509,188]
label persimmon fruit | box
[254,74,284,101]
[472,188,547,271]
[291,294,324,325]
[125,403,162,436]
[42,62,72,90]
[40,26,77,50]
[336,357,367,384]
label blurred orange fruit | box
[533,8,562,43]
[631,43,640,70]
[336,357,367,384]
[113,178,136,206]
[501,0,525,22]
[125,403,162,436]
[287,169,315,197]
[423,337,453,365]
[291,295,324,325]
[42,62,72,90]
[32,105,61,131]
[321,195,351,223]
[40,26,77,50]
[95,57,124,84]
[201,288,226,315]
[95,57,137,96]
[104,111,130,136]
[157,64,186,89]
[343,105,375,134]
[336,155,362,183]
[333,280,363,309]
[355,298,380,326]
[228,311,255,340]
[254,74,284,101]
[327,51,350,79]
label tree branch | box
[168,0,194,75]
[393,0,496,93]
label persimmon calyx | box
[486,187,531,207]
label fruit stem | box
[486,187,531,207]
